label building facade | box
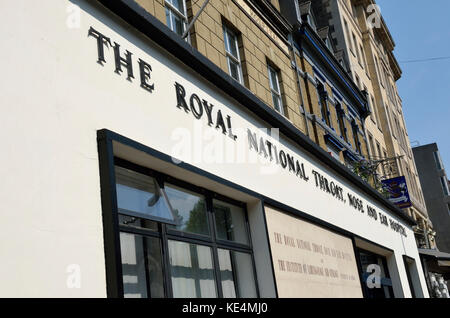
[281,0,433,249]
[0,0,429,298]
[413,144,450,253]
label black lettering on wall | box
[287,154,295,172]
[189,94,203,119]
[215,110,227,135]
[113,42,134,80]
[175,82,189,112]
[88,27,112,65]
[248,129,258,152]
[226,115,237,140]
[138,59,154,93]
[259,138,268,158]
[202,100,214,126]
[279,150,287,168]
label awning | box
[419,248,450,276]
[418,248,450,261]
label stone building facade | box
[284,0,433,248]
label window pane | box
[165,184,209,236]
[226,30,238,58]
[272,93,282,113]
[228,59,240,82]
[434,151,443,170]
[165,8,171,29]
[269,68,279,93]
[214,199,249,245]
[168,240,217,298]
[441,177,449,196]
[223,29,230,53]
[169,0,184,12]
[218,249,257,298]
[115,166,175,222]
[120,232,165,298]
[171,12,184,36]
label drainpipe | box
[290,27,310,138]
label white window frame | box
[268,65,284,115]
[223,26,243,84]
[165,0,188,39]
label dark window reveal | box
[358,249,394,298]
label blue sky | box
[377,0,450,172]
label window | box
[440,176,449,196]
[368,134,375,159]
[268,65,283,115]
[376,142,384,175]
[353,34,360,63]
[336,103,347,142]
[223,26,243,83]
[433,151,444,170]
[358,45,365,69]
[120,232,165,298]
[317,81,331,127]
[360,45,368,71]
[115,166,176,223]
[115,159,258,298]
[370,95,380,126]
[358,249,394,298]
[355,74,361,89]
[165,0,188,37]
[403,256,418,298]
[374,56,383,87]
[344,19,353,53]
[352,120,361,154]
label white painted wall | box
[0,0,428,297]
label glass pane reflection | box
[218,249,257,298]
[168,240,217,298]
[214,199,248,245]
[120,232,165,298]
[115,166,174,222]
[165,184,209,236]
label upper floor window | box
[355,74,361,89]
[370,95,379,125]
[165,0,188,37]
[268,65,283,115]
[368,134,375,159]
[351,120,361,154]
[360,45,368,70]
[433,151,444,171]
[336,103,347,142]
[440,176,449,196]
[343,19,353,53]
[353,33,360,63]
[223,26,243,83]
[317,81,331,127]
